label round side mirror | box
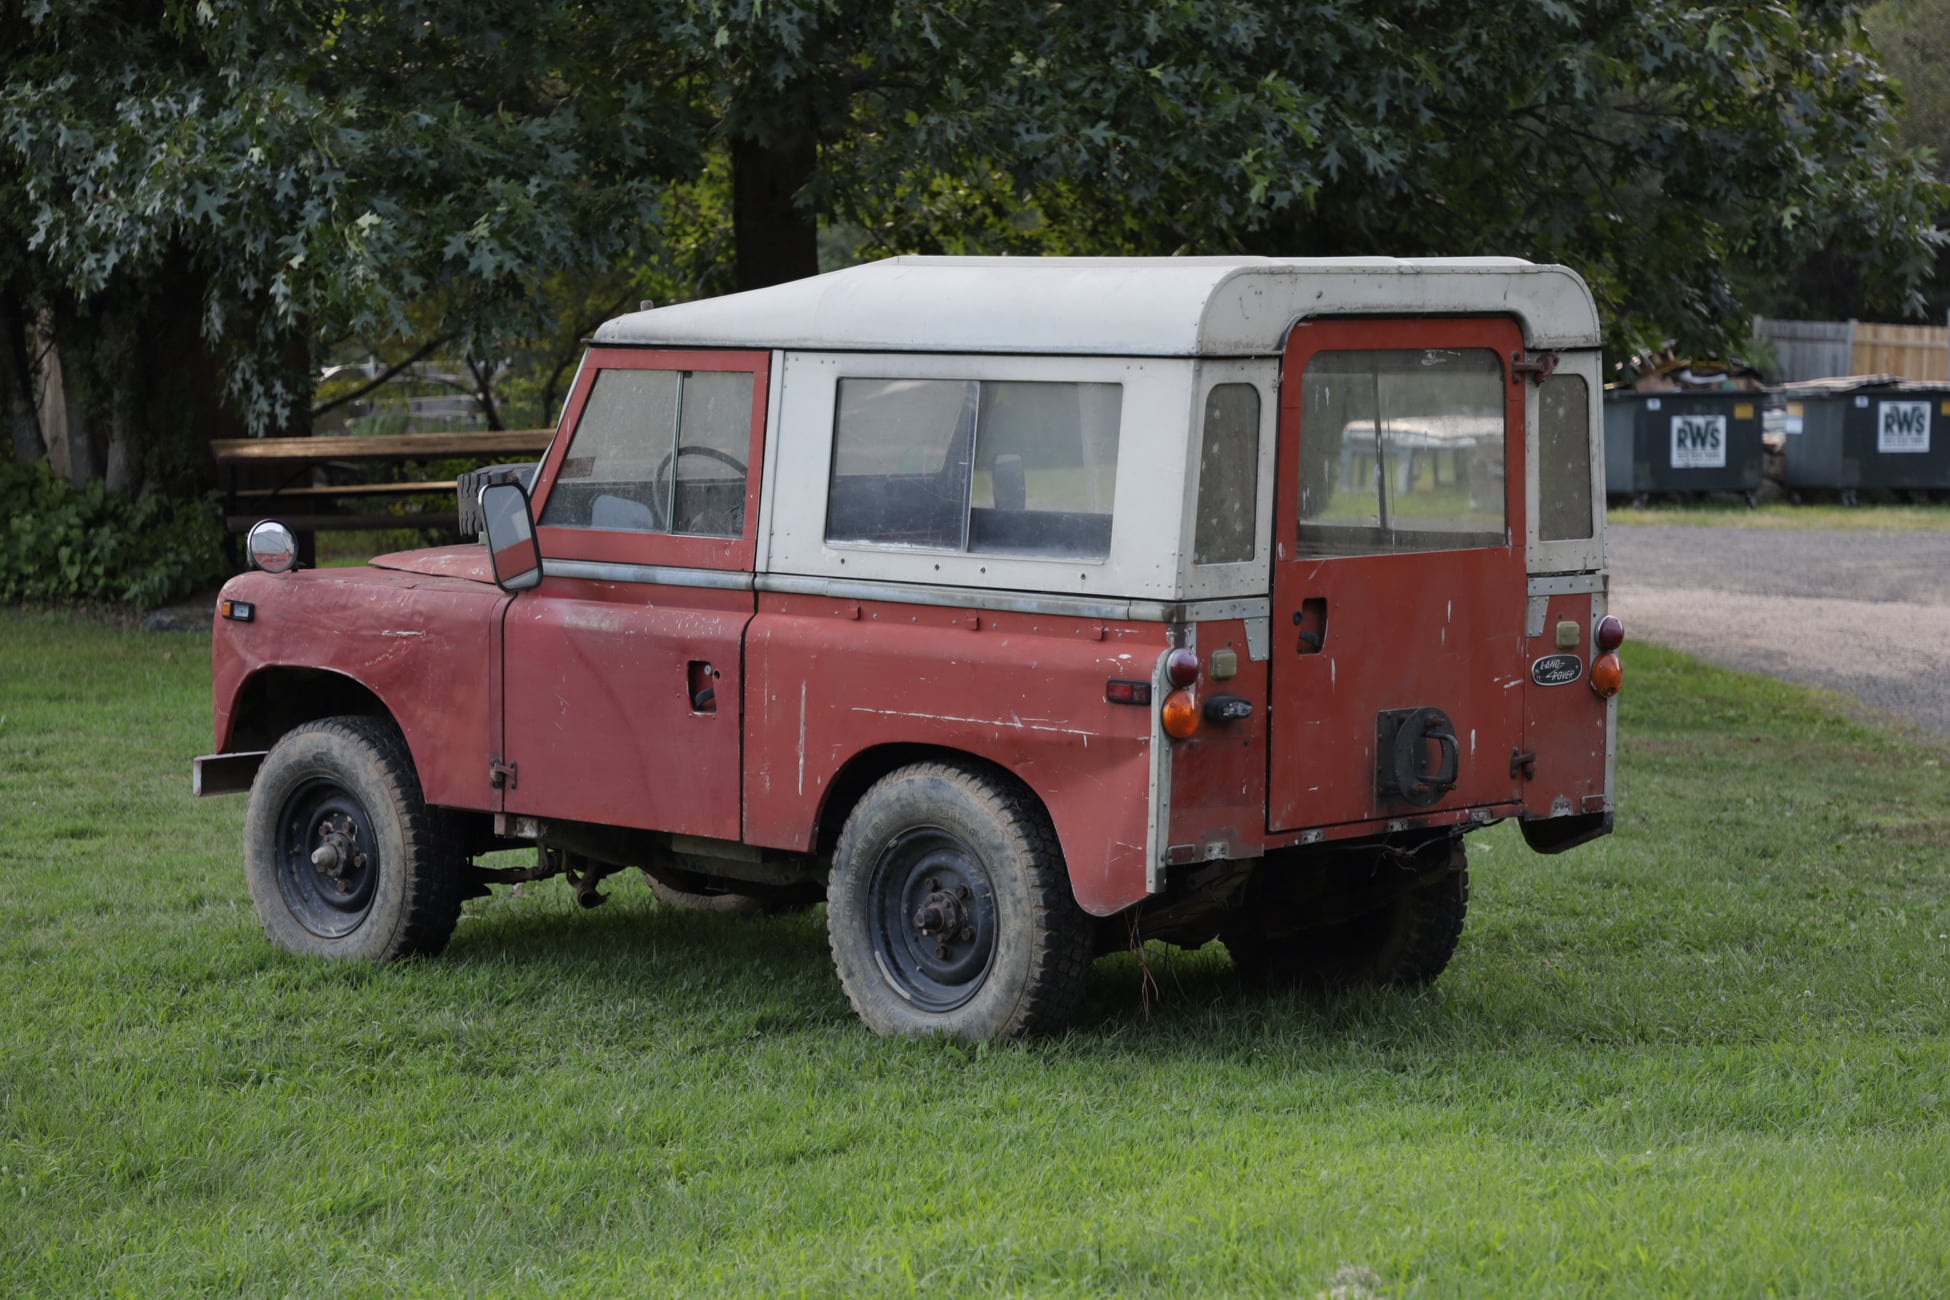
[247,520,300,574]
[480,482,543,592]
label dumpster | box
[1603,389,1766,501]
[1778,376,1950,500]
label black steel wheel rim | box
[867,827,998,1013]
[275,779,381,939]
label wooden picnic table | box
[212,428,554,536]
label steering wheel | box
[651,445,749,531]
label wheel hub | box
[869,833,997,1012]
[309,814,368,893]
[275,782,381,939]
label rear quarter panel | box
[743,594,1163,915]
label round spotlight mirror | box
[246,520,300,574]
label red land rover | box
[197,256,1622,1039]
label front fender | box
[211,567,505,810]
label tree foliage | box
[0,1,695,478]
[710,0,1945,352]
[1,0,1944,491]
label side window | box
[1297,349,1505,556]
[825,379,976,549]
[827,378,1122,560]
[969,382,1120,558]
[1193,383,1260,564]
[1536,374,1594,541]
[540,368,753,536]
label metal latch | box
[1511,351,1559,385]
[489,758,518,790]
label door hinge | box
[490,758,518,790]
[1510,748,1537,780]
[1512,351,1559,385]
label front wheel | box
[826,762,1089,1040]
[243,716,462,962]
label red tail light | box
[1165,648,1199,689]
[1595,615,1625,652]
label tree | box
[1866,0,1950,316]
[3,0,1944,493]
[0,1,697,488]
[695,0,1944,355]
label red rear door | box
[1268,318,1528,833]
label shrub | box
[0,462,229,610]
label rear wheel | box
[1225,855,1468,990]
[826,762,1089,1039]
[244,716,462,962]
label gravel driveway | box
[1606,525,1950,738]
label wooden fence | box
[1755,316,1950,383]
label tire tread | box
[246,715,462,962]
[828,759,1090,1039]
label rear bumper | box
[192,751,268,797]
[1519,808,1612,854]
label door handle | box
[1292,597,1328,655]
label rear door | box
[1268,317,1528,832]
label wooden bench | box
[212,429,554,553]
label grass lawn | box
[2,610,1947,1296]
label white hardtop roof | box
[595,255,1602,356]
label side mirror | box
[480,482,542,592]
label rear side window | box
[1296,349,1505,556]
[827,378,1122,559]
[541,368,754,536]
[1537,374,1594,541]
[1193,383,1260,564]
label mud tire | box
[244,716,462,962]
[1226,864,1468,990]
[826,761,1090,1040]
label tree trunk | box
[732,125,820,291]
[0,286,44,465]
[99,309,140,495]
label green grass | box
[1608,499,1950,530]
[3,611,1948,1296]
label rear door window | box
[1297,348,1506,556]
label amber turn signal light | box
[1590,652,1623,698]
[1161,688,1200,739]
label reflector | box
[1590,652,1623,698]
[1161,688,1200,739]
